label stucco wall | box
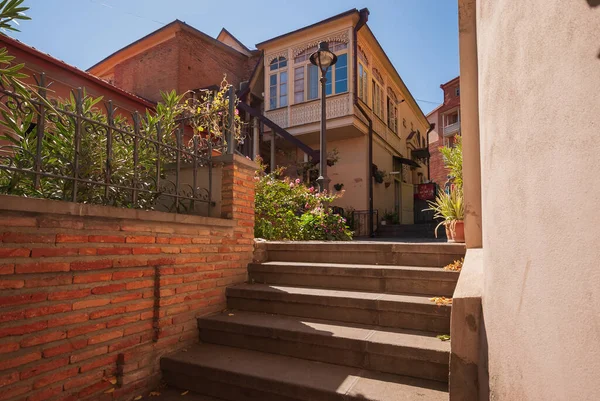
[477,1,600,400]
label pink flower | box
[295,178,301,184]
[309,187,314,193]
[289,183,294,188]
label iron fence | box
[0,74,241,216]
[347,209,378,237]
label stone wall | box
[0,155,256,401]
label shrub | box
[254,161,352,241]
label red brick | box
[131,247,161,255]
[111,292,143,304]
[29,383,64,400]
[147,257,176,266]
[20,357,69,379]
[77,379,113,398]
[89,306,127,320]
[111,270,144,280]
[2,351,41,371]
[0,292,47,307]
[175,284,197,293]
[0,371,19,387]
[21,330,67,347]
[125,236,155,244]
[48,288,90,301]
[85,220,120,231]
[70,345,108,363]
[15,262,70,274]
[88,235,125,243]
[2,232,54,243]
[78,354,118,372]
[114,258,148,268]
[125,300,153,312]
[159,277,183,286]
[33,368,78,390]
[63,370,103,390]
[1,216,37,227]
[124,321,153,336]
[24,303,71,318]
[87,330,123,345]
[47,312,89,328]
[108,335,141,352]
[169,237,192,244]
[67,322,106,338]
[91,283,126,295]
[30,247,78,257]
[161,247,180,254]
[0,341,20,354]
[56,234,88,243]
[38,216,84,229]
[96,247,132,255]
[78,247,97,255]
[25,275,72,288]
[73,272,112,284]
[70,259,113,271]
[0,383,31,400]
[42,338,87,358]
[0,247,30,257]
[156,237,169,244]
[106,314,140,328]
[125,280,153,290]
[0,264,14,275]
[0,279,24,289]
[73,298,111,310]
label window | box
[335,54,348,94]
[308,64,319,100]
[444,135,456,148]
[268,56,288,109]
[455,87,460,96]
[387,87,398,133]
[294,66,304,103]
[372,79,383,118]
[290,41,348,104]
[358,63,368,103]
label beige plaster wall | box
[371,138,396,217]
[477,1,600,400]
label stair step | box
[249,261,458,296]
[146,388,225,401]
[260,241,464,266]
[161,343,448,401]
[226,284,451,332]
[198,311,450,382]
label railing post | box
[132,112,140,207]
[33,73,46,191]
[227,86,235,154]
[155,121,162,196]
[174,124,182,212]
[105,100,114,202]
[72,88,83,202]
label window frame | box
[358,62,368,104]
[268,56,288,109]
[291,41,349,105]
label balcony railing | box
[443,121,460,136]
[265,93,352,130]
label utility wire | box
[88,0,167,26]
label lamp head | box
[310,41,338,74]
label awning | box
[394,156,421,168]
[411,148,430,159]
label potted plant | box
[425,188,465,243]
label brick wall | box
[0,155,256,401]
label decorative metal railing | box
[0,74,241,216]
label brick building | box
[0,35,153,114]
[427,76,460,188]
[88,21,260,103]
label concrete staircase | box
[376,223,446,240]
[161,241,465,401]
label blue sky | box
[9,0,458,114]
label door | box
[401,182,414,224]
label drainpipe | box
[353,8,374,237]
[425,122,435,182]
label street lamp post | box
[310,42,337,193]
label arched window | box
[270,56,287,71]
[269,57,288,109]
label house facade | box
[257,9,431,226]
[427,76,460,188]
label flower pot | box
[445,223,454,242]
[452,220,465,243]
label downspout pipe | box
[425,122,435,182]
[353,8,374,237]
